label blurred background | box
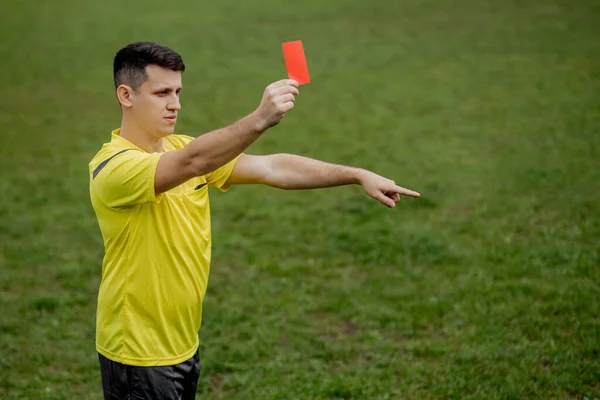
[0,0,598,399]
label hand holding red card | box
[282,40,310,85]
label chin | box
[156,127,176,137]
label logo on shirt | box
[194,183,207,190]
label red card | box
[282,40,310,85]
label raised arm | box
[154,79,299,194]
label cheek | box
[152,99,165,113]
[138,97,164,115]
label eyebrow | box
[152,86,182,92]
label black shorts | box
[98,350,201,400]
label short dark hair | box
[113,42,185,90]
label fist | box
[254,79,299,131]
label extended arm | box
[227,154,420,208]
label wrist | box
[248,110,268,133]
[353,168,367,185]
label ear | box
[116,84,135,108]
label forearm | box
[185,112,264,176]
[264,154,363,190]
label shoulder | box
[166,134,195,150]
[89,142,119,173]
[89,131,137,172]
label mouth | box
[165,116,177,123]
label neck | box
[119,117,164,153]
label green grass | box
[1,0,599,398]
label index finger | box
[273,85,300,96]
[272,79,299,88]
[392,186,420,198]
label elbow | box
[182,149,219,177]
[190,158,219,177]
[271,181,291,190]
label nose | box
[168,94,181,112]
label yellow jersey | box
[89,129,239,366]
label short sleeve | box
[205,154,242,192]
[92,150,164,208]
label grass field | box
[1,0,599,398]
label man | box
[89,41,419,399]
